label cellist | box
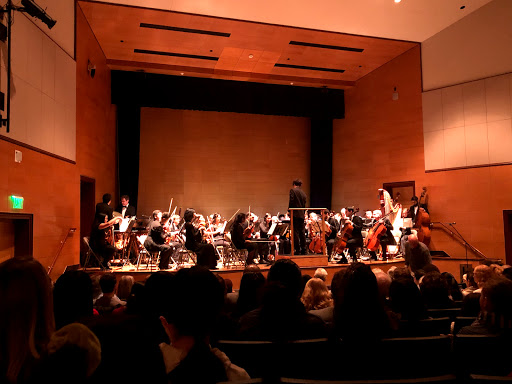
[337,207,364,264]
[367,210,395,261]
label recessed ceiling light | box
[180,72,184,75]
[248,54,254,59]
[394,0,401,3]
[290,82,294,85]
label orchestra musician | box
[89,212,122,269]
[407,196,420,222]
[368,210,396,261]
[184,208,217,269]
[322,210,338,256]
[256,213,273,264]
[95,193,114,221]
[115,194,136,218]
[231,212,257,265]
[206,213,229,248]
[288,179,307,255]
[341,206,364,264]
[144,210,176,270]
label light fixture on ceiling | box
[248,54,254,59]
[392,86,399,101]
[290,82,294,85]
[180,72,184,75]
[394,0,401,3]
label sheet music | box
[119,218,131,232]
[268,222,277,236]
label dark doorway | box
[80,176,95,266]
[503,210,512,266]
[0,212,33,262]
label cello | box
[364,210,395,252]
[332,208,359,255]
[414,188,431,247]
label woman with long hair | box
[301,277,333,312]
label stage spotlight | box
[21,0,56,29]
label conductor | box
[288,179,307,255]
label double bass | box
[414,188,431,247]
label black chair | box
[454,334,511,377]
[398,317,452,337]
[427,308,462,320]
[452,316,477,334]
[82,236,105,270]
[278,338,331,380]
[215,340,276,379]
[280,374,458,383]
[470,374,512,383]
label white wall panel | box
[464,123,489,166]
[485,74,511,123]
[443,126,466,168]
[422,90,443,132]
[424,130,445,170]
[487,119,512,164]
[462,80,486,126]
[442,86,464,129]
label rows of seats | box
[219,375,512,383]
[214,334,509,382]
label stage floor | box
[85,255,405,290]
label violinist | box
[257,213,273,264]
[340,207,364,264]
[144,211,176,270]
[184,208,217,269]
[90,212,122,269]
[231,212,257,265]
[207,213,229,248]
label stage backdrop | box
[138,107,311,219]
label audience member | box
[159,266,249,382]
[314,268,328,282]
[459,276,512,336]
[419,271,456,309]
[53,270,95,329]
[301,277,333,311]
[117,275,135,302]
[389,277,427,321]
[373,269,392,307]
[239,259,327,341]
[462,265,495,317]
[462,271,478,296]
[310,269,345,326]
[334,262,392,343]
[0,258,55,384]
[235,270,266,319]
[94,274,126,314]
[441,272,463,302]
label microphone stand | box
[448,223,469,269]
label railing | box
[431,222,487,260]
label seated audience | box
[159,266,249,383]
[389,277,427,322]
[309,269,345,327]
[459,276,512,336]
[462,264,495,317]
[117,275,135,302]
[441,272,463,302]
[234,270,266,319]
[53,270,95,329]
[301,277,333,312]
[94,274,126,314]
[314,268,328,282]
[419,271,456,309]
[239,259,327,341]
[462,271,478,296]
[0,258,55,384]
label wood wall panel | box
[0,6,116,279]
[333,45,512,261]
[138,108,310,218]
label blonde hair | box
[473,265,494,288]
[301,278,333,311]
[117,275,135,301]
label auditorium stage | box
[84,256,406,290]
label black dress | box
[185,223,217,269]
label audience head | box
[479,277,512,332]
[99,273,117,294]
[0,258,55,383]
[53,270,93,329]
[389,277,426,321]
[292,179,302,187]
[314,268,328,282]
[300,278,333,311]
[374,269,392,302]
[330,269,346,306]
[243,264,261,273]
[267,259,303,298]
[420,271,453,308]
[502,267,512,281]
[224,278,233,293]
[441,272,462,301]
[161,266,224,341]
[392,266,415,281]
[117,275,135,302]
[473,265,494,288]
[237,270,266,317]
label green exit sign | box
[10,195,24,209]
